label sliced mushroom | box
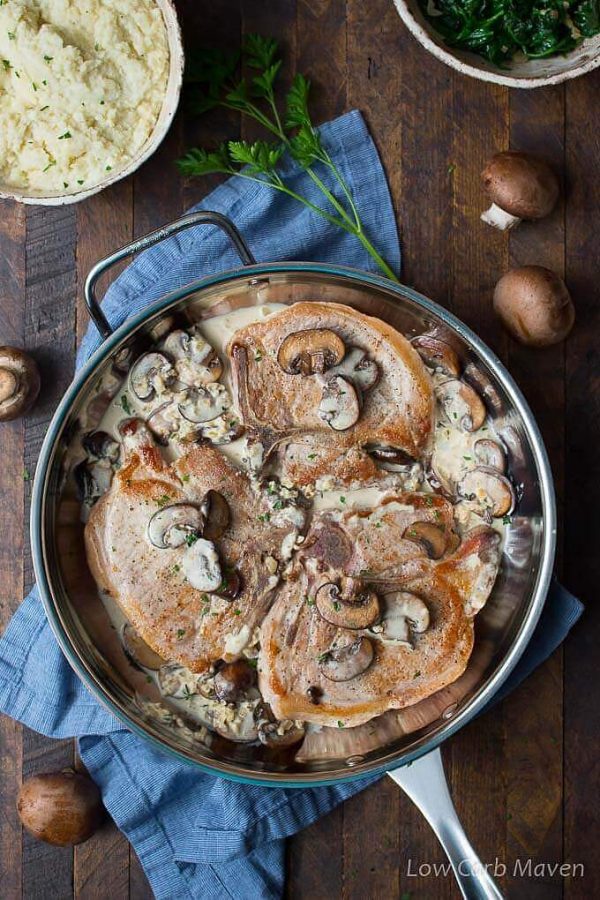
[147,503,204,549]
[365,444,416,466]
[162,330,223,382]
[435,379,486,432]
[412,335,461,377]
[213,569,242,601]
[182,538,222,592]
[458,467,515,518]
[383,591,430,643]
[82,430,120,463]
[329,347,379,392]
[0,347,41,422]
[121,623,165,671]
[147,401,180,444]
[74,459,113,506]
[258,720,306,748]
[277,329,345,376]
[200,490,230,541]
[213,660,256,703]
[129,352,175,402]
[426,461,456,501]
[474,438,506,473]
[315,580,380,630]
[318,375,361,432]
[403,522,447,559]
[178,385,230,424]
[319,636,374,682]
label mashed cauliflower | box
[0,0,169,194]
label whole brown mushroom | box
[493,266,575,347]
[17,770,104,846]
[481,151,559,231]
[0,347,40,422]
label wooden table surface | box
[1,1,598,898]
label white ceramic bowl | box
[0,0,183,206]
[393,0,600,88]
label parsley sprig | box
[177,35,397,282]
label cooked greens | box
[418,0,600,66]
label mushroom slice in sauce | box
[162,330,223,383]
[213,569,242,601]
[365,444,416,466]
[329,347,380,392]
[435,379,486,433]
[82,430,120,463]
[412,334,461,377]
[474,438,506,473]
[147,401,180,444]
[74,459,113,506]
[178,385,230,424]
[258,720,306,748]
[214,660,256,703]
[382,591,430,644]
[315,580,380,630]
[200,490,230,541]
[318,375,361,431]
[403,521,447,559]
[129,352,175,402]
[319,636,374,682]
[121,623,165,671]
[182,538,222,592]
[277,328,345,375]
[147,503,204,549]
[458,467,515,518]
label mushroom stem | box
[480,203,521,231]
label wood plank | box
[563,67,600,900]
[505,84,566,900]
[0,198,26,900]
[285,803,344,899]
[22,203,78,900]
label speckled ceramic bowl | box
[0,0,183,206]
[393,0,600,88]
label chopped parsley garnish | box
[58,131,72,140]
[184,532,199,546]
[257,512,271,522]
[413,670,421,679]
[22,468,31,481]
[247,658,258,669]
[106,164,112,171]
[43,158,56,172]
[233,609,242,615]
[182,684,194,700]
[424,495,434,507]
[40,104,49,111]
[463,455,472,461]
[307,453,317,460]
[502,515,513,526]
[317,651,329,662]
[120,394,131,414]
[63,181,68,189]
[181,473,190,482]
[332,601,341,611]
[2,59,11,71]
[172,564,181,574]
[337,721,345,728]
[306,597,315,606]
[254,351,263,362]
[31,82,37,91]
[155,494,172,507]
[7,31,15,40]
[176,628,186,637]
[44,55,53,62]
[146,675,153,683]
[339,495,346,504]
[375,521,382,528]
[272,499,284,510]
[77,179,84,185]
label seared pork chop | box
[258,496,501,727]
[85,419,303,673]
[227,302,434,482]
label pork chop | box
[227,301,434,483]
[258,495,501,727]
[85,419,304,673]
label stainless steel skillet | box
[31,212,555,900]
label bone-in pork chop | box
[258,494,501,727]
[85,419,303,673]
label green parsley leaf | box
[22,468,31,481]
[58,131,72,140]
[177,628,186,637]
[120,394,131,414]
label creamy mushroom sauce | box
[75,304,509,742]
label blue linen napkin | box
[0,110,583,900]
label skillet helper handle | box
[389,748,504,900]
[84,211,256,341]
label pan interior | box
[37,267,553,784]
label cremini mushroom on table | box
[493,266,575,347]
[0,346,41,422]
[480,151,560,231]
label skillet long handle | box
[388,748,504,900]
